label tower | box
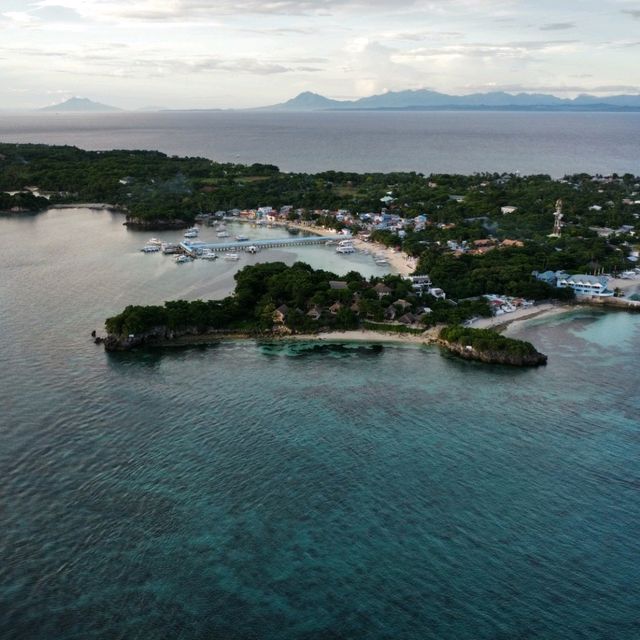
[550,199,563,237]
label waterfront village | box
[2,144,640,349]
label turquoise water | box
[1,211,640,639]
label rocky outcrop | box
[438,339,547,366]
[102,326,258,351]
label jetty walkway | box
[180,234,351,255]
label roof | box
[374,283,392,293]
[329,280,349,290]
[564,274,609,286]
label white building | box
[557,274,613,297]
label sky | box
[1,0,639,109]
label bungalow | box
[384,305,397,321]
[329,280,349,290]
[397,313,417,325]
[428,287,446,300]
[306,305,322,321]
[374,283,393,299]
[393,299,412,311]
[329,301,343,315]
[350,301,361,315]
[273,304,289,323]
[500,239,524,248]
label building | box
[557,274,614,297]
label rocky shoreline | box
[437,338,548,366]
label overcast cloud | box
[0,0,638,108]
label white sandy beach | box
[470,303,575,331]
[286,327,441,345]
[277,221,416,277]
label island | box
[100,262,548,366]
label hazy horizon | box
[1,1,639,110]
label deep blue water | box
[1,210,640,639]
[1,110,639,176]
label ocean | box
[1,206,639,639]
[1,110,639,176]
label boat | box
[175,254,192,263]
[336,245,356,254]
[246,245,258,254]
[183,229,198,238]
[217,231,230,238]
[141,244,160,253]
[235,234,250,241]
[147,237,162,246]
[200,250,218,260]
[224,252,240,261]
[161,242,180,254]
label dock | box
[180,234,352,255]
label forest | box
[104,262,493,339]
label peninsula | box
[101,262,547,366]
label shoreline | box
[271,220,416,277]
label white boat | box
[175,254,192,263]
[147,237,162,245]
[246,245,258,254]
[200,251,218,260]
[336,245,356,254]
[224,252,240,261]
[217,231,230,238]
[141,244,160,253]
[236,234,250,241]
[184,229,198,238]
[161,242,180,254]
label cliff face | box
[101,326,255,351]
[438,340,547,366]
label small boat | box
[184,229,198,238]
[147,237,162,245]
[175,254,192,263]
[246,245,258,254]
[235,234,250,241]
[224,252,240,261]
[200,251,218,260]
[217,231,230,238]
[161,242,180,254]
[141,244,160,253]
[336,246,356,254]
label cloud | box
[32,0,426,21]
[394,39,580,63]
[1,11,40,27]
[622,9,640,19]
[539,22,575,31]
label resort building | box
[557,274,614,297]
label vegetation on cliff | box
[439,325,545,365]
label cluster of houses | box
[533,270,614,297]
[446,238,524,255]
[484,294,534,316]
[271,277,445,331]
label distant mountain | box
[263,89,640,111]
[271,91,344,110]
[40,97,121,112]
